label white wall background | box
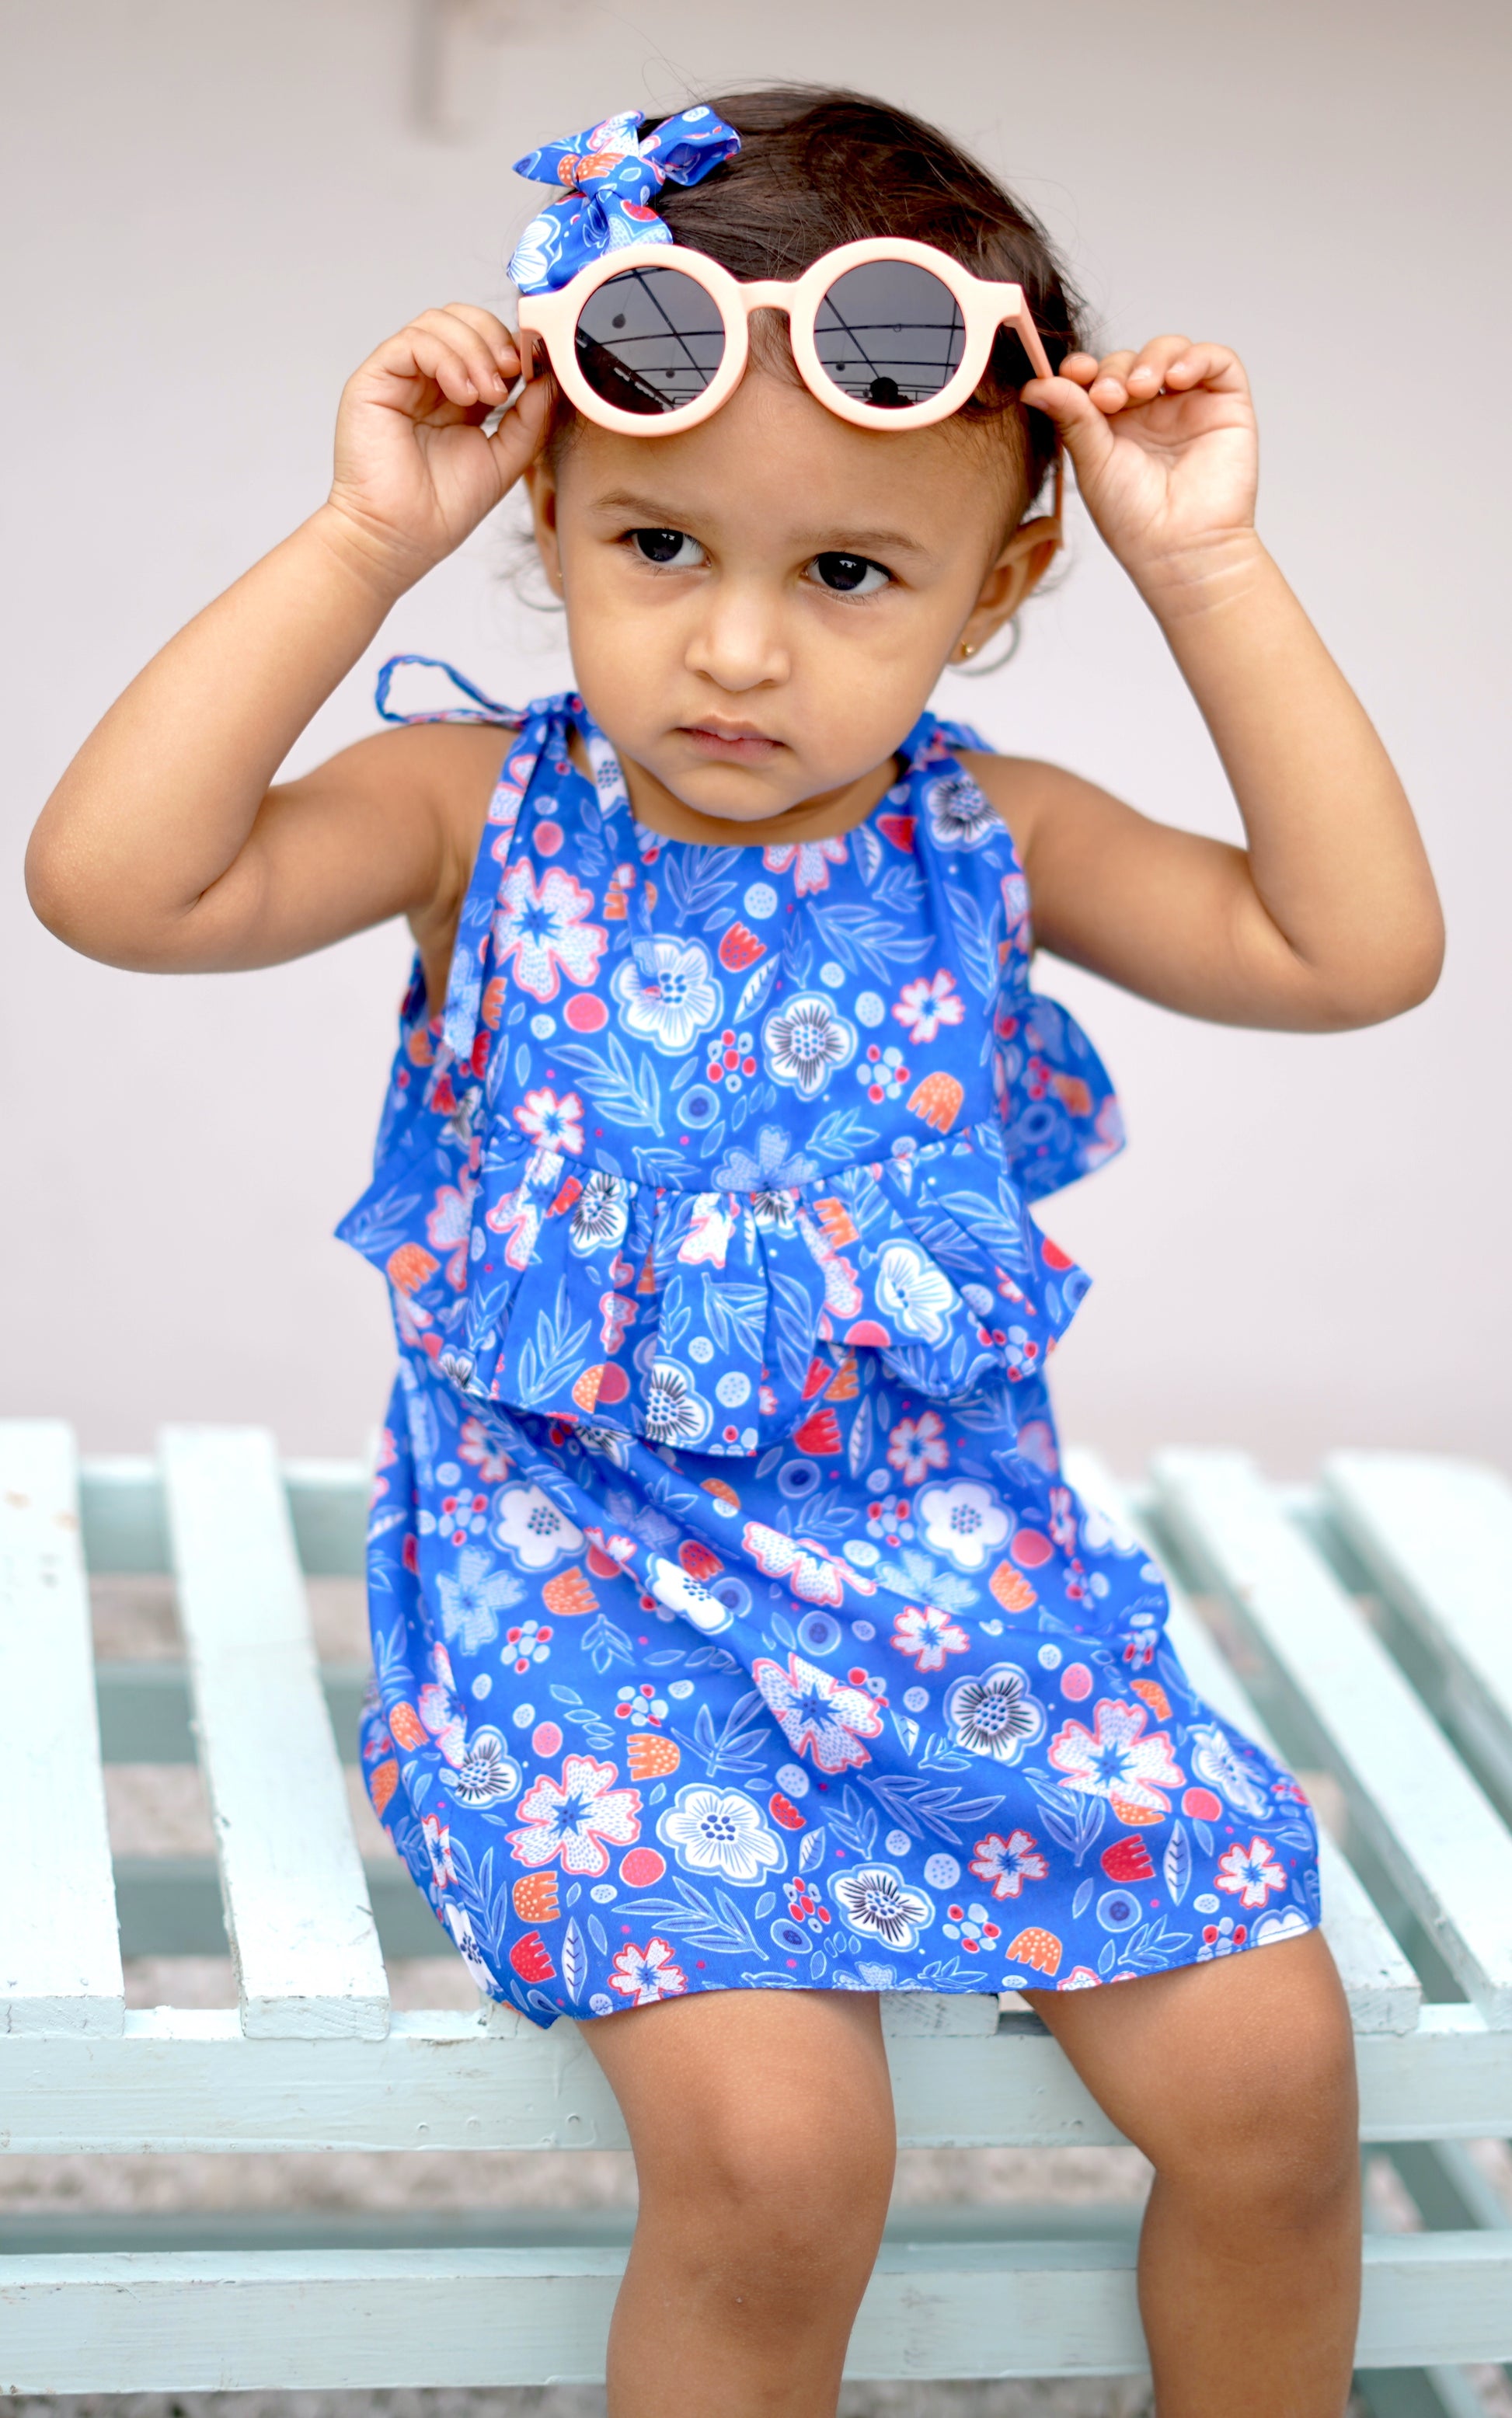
[5,0,1507,1476]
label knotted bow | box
[507,106,740,296]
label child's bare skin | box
[28,290,1439,2416]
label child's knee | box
[1157,1960,1358,2220]
[639,2095,895,2305]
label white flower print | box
[923,770,998,850]
[763,993,855,1097]
[968,1828,1049,1901]
[648,1553,732,1633]
[762,834,848,895]
[446,1726,522,1809]
[609,1936,688,2005]
[493,862,606,1001]
[658,1786,783,1885]
[1047,1699,1184,1821]
[441,1901,497,1996]
[434,1547,526,1654]
[643,1360,712,1449]
[514,1086,585,1155]
[1186,1723,1274,1823]
[887,1409,949,1485]
[916,1480,1010,1571]
[678,1196,737,1266]
[1215,1835,1287,1908]
[752,1651,883,1774]
[943,1663,1046,1763]
[712,1124,818,1192]
[831,1862,933,1951]
[507,1753,642,1878]
[492,1483,584,1570]
[890,1603,970,1674]
[570,1168,628,1254]
[874,1244,956,1344]
[611,936,720,1054]
[892,970,966,1044]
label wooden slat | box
[0,2002,1500,2154]
[0,2231,1507,2388]
[1326,1452,1512,1806]
[161,1427,388,2040]
[1066,1450,1420,2033]
[0,1422,124,2036]
[1153,1449,1512,2026]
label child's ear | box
[522,458,565,599]
[953,514,1061,663]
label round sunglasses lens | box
[813,261,965,409]
[574,267,726,416]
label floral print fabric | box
[343,667,1319,2024]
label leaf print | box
[873,859,925,915]
[860,1774,1006,1844]
[799,1827,827,1873]
[660,845,742,927]
[555,1033,664,1130]
[514,1282,594,1406]
[1164,1821,1192,1904]
[562,1917,588,1999]
[945,883,1003,998]
[830,1786,879,1859]
[806,904,932,977]
[848,1395,873,1481]
[1025,1769,1106,1865]
[733,953,781,1023]
[627,1880,759,1956]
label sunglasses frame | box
[517,235,1060,441]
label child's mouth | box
[678,723,781,763]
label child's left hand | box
[1025,339,1259,604]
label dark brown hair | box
[558,85,1086,510]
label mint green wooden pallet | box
[3,1421,1510,2406]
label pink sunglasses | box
[517,236,1061,469]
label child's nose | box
[684,583,789,691]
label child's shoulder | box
[955,746,1115,864]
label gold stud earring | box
[958,640,976,661]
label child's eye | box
[629,528,705,568]
[806,552,891,597]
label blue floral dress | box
[340,659,1319,2024]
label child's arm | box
[26,307,550,973]
[979,340,1444,1031]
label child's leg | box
[1027,1928,1360,2418]
[582,1988,896,2418]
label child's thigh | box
[1026,1930,1357,2192]
[580,1986,897,2214]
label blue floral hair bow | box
[507,106,740,296]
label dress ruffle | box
[336,1119,1089,1457]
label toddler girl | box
[29,84,1442,2418]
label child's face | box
[524,368,1055,823]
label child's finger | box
[1120,335,1195,400]
[1084,349,1139,413]
[1020,371,1117,475]
[485,371,553,479]
[409,307,514,402]
[376,324,485,408]
[437,301,524,383]
[1158,342,1248,395]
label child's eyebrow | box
[588,489,936,561]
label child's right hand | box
[326,305,552,587]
